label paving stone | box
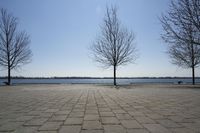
[12,126,38,133]
[157,119,182,128]
[116,113,133,120]
[39,113,54,118]
[28,111,42,116]
[135,116,156,124]
[69,112,84,118]
[101,117,120,124]
[99,108,111,112]
[113,109,126,114]
[181,123,200,132]
[0,122,23,132]
[103,125,126,133]
[121,120,143,129]
[14,116,34,122]
[143,124,171,133]
[24,118,48,126]
[85,110,98,114]
[100,112,115,117]
[38,122,62,131]
[82,121,102,130]
[169,116,189,123]
[169,127,195,133]
[81,130,104,133]
[59,125,81,133]
[55,111,71,115]
[49,115,67,121]
[124,107,135,111]
[127,129,150,133]
[73,109,85,112]
[45,109,59,113]
[146,113,165,120]
[35,131,57,133]
[128,111,145,117]
[84,114,99,121]
[64,118,83,125]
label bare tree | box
[160,0,200,46]
[167,26,200,84]
[0,8,32,85]
[90,6,137,85]
[160,0,200,85]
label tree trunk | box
[7,66,11,85]
[192,65,195,85]
[6,33,11,85]
[113,65,116,86]
[191,43,195,85]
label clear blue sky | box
[0,0,199,77]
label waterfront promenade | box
[0,84,199,133]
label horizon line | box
[0,76,199,79]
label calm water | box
[0,78,199,85]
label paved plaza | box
[0,84,200,133]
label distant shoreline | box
[0,83,200,89]
[0,77,199,85]
[0,76,199,79]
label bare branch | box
[160,0,200,45]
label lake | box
[0,78,199,85]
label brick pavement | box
[0,84,199,133]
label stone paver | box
[0,84,199,132]
[127,129,150,133]
[169,127,195,133]
[69,111,84,118]
[59,125,81,133]
[100,111,115,117]
[82,121,102,130]
[38,122,62,131]
[116,113,133,120]
[84,114,99,121]
[85,110,98,114]
[103,125,126,133]
[121,120,143,129]
[135,116,156,124]
[64,118,83,125]
[24,118,48,126]
[12,126,38,133]
[101,117,120,124]
[156,119,182,128]
[14,116,34,122]
[49,115,67,121]
[143,124,171,133]
[81,130,103,133]
[0,122,23,132]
